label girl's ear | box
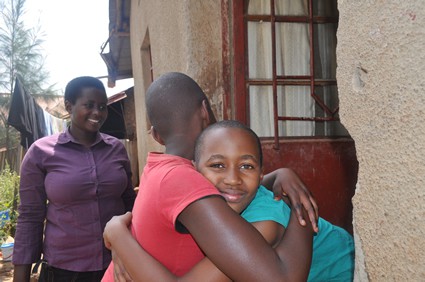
[151,126,165,145]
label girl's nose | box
[223,168,242,186]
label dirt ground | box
[0,260,13,282]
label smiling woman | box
[64,77,109,146]
[12,76,136,282]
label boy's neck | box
[161,129,199,160]
[164,143,195,160]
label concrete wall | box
[336,1,425,280]
[129,0,425,279]
[130,0,223,173]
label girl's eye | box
[210,163,225,169]
[241,164,255,170]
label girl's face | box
[66,87,108,135]
[195,127,263,213]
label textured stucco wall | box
[336,1,425,280]
[130,0,223,172]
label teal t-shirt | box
[241,186,355,282]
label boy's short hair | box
[194,120,263,167]
[145,72,207,139]
[64,76,106,104]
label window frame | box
[232,0,341,148]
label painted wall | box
[129,0,425,279]
[337,1,425,280]
[130,0,223,173]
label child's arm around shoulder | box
[178,195,314,281]
[262,168,319,232]
[104,202,310,281]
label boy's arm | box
[105,214,290,281]
[182,221,286,281]
[179,195,314,281]
[251,220,286,248]
[104,212,177,281]
[105,212,232,282]
[262,168,319,232]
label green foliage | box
[0,164,20,242]
[0,0,58,168]
[0,0,55,94]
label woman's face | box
[66,87,108,134]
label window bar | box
[250,78,337,86]
[271,0,279,149]
[307,1,334,119]
[309,0,316,123]
[278,116,335,121]
[246,15,337,24]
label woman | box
[12,76,136,282]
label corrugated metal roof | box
[100,0,132,88]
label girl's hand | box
[104,212,133,249]
[263,168,319,232]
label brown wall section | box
[262,138,358,234]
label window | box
[234,0,348,143]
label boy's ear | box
[151,126,165,145]
[201,99,216,127]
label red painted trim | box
[221,0,231,120]
[271,0,279,149]
[232,0,247,124]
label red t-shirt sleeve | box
[159,166,222,226]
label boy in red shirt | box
[103,72,315,281]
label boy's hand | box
[270,168,319,232]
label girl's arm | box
[262,168,319,232]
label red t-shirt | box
[103,153,220,281]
